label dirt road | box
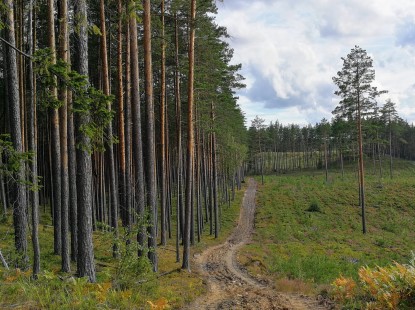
[185,178,330,310]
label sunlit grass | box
[239,158,415,295]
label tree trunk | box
[377,132,383,179]
[357,99,366,234]
[48,0,62,257]
[159,0,167,247]
[124,17,132,232]
[16,0,25,148]
[0,155,7,216]
[174,13,182,263]
[28,0,40,276]
[340,149,344,178]
[67,54,78,263]
[389,126,393,179]
[143,0,158,271]
[324,138,328,183]
[74,0,96,282]
[182,0,196,271]
[129,1,145,253]
[100,0,119,258]
[211,103,219,238]
[5,0,28,266]
[58,0,71,273]
[117,0,126,242]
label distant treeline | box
[247,111,415,175]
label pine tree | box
[143,0,158,272]
[58,0,71,273]
[73,0,96,282]
[182,0,197,271]
[332,46,387,234]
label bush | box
[306,201,321,213]
[332,253,415,309]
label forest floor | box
[185,178,332,310]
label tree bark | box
[67,53,78,263]
[211,103,219,238]
[160,0,167,247]
[143,0,158,271]
[74,0,96,282]
[182,0,196,271]
[389,126,393,179]
[124,17,132,231]
[174,13,182,263]
[357,96,366,234]
[129,1,145,253]
[117,0,126,240]
[47,0,63,257]
[58,0,71,272]
[28,0,41,276]
[100,0,119,258]
[0,156,7,216]
[5,0,28,266]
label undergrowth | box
[0,183,246,309]
[332,252,415,309]
[239,159,415,302]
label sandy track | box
[185,178,330,310]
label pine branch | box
[0,36,32,59]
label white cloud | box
[216,0,415,126]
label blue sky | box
[215,0,415,127]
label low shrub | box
[306,201,321,213]
[332,253,415,309]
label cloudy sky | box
[215,0,415,127]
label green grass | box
[239,159,415,295]
[0,183,246,309]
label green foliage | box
[88,24,102,36]
[0,134,40,191]
[0,3,8,30]
[332,45,387,121]
[127,0,143,22]
[113,252,155,291]
[306,201,321,213]
[33,48,115,153]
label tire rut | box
[184,178,331,310]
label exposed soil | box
[185,178,333,310]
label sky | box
[215,0,415,127]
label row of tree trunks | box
[1,0,246,279]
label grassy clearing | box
[0,183,245,309]
[239,159,415,296]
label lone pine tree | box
[332,45,387,234]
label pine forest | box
[1,1,415,309]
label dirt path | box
[185,178,331,310]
